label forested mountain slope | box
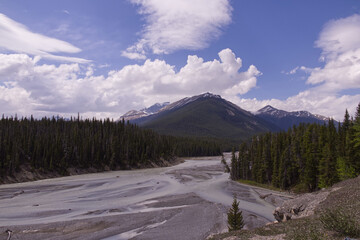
[133,93,280,141]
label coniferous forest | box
[230,103,360,192]
[0,116,221,178]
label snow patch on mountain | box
[119,102,170,121]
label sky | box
[0,0,360,121]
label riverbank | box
[0,156,185,185]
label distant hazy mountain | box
[131,93,280,141]
[119,102,169,121]
[255,105,331,130]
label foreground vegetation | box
[227,196,244,232]
[0,116,221,179]
[229,103,360,192]
[211,175,360,240]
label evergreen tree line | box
[0,116,221,177]
[230,104,360,192]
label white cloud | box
[0,13,89,63]
[107,48,259,107]
[315,14,360,61]
[0,49,259,118]
[235,14,360,120]
[122,0,232,59]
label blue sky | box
[0,0,360,120]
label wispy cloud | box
[122,0,232,59]
[283,66,314,75]
[0,13,89,63]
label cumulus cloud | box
[307,15,360,91]
[236,14,360,120]
[122,0,232,59]
[0,13,89,63]
[0,49,259,118]
[315,14,360,61]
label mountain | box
[255,105,331,130]
[131,93,280,141]
[120,102,169,121]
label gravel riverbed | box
[0,155,290,240]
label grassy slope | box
[211,175,360,240]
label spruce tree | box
[318,120,338,188]
[227,195,244,231]
[337,109,357,180]
[230,148,238,180]
[238,143,248,179]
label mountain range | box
[255,105,330,131]
[119,93,331,141]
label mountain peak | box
[257,105,284,116]
[160,92,222,112]
[137,93,277,140]
[258,105,277,112]
[198,92,221,99]
[120,93,222,122]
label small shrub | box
[320,208,360,237]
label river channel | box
[0,155,285,240]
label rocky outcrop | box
[273,190,331,222]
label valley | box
[1,1,360,239]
